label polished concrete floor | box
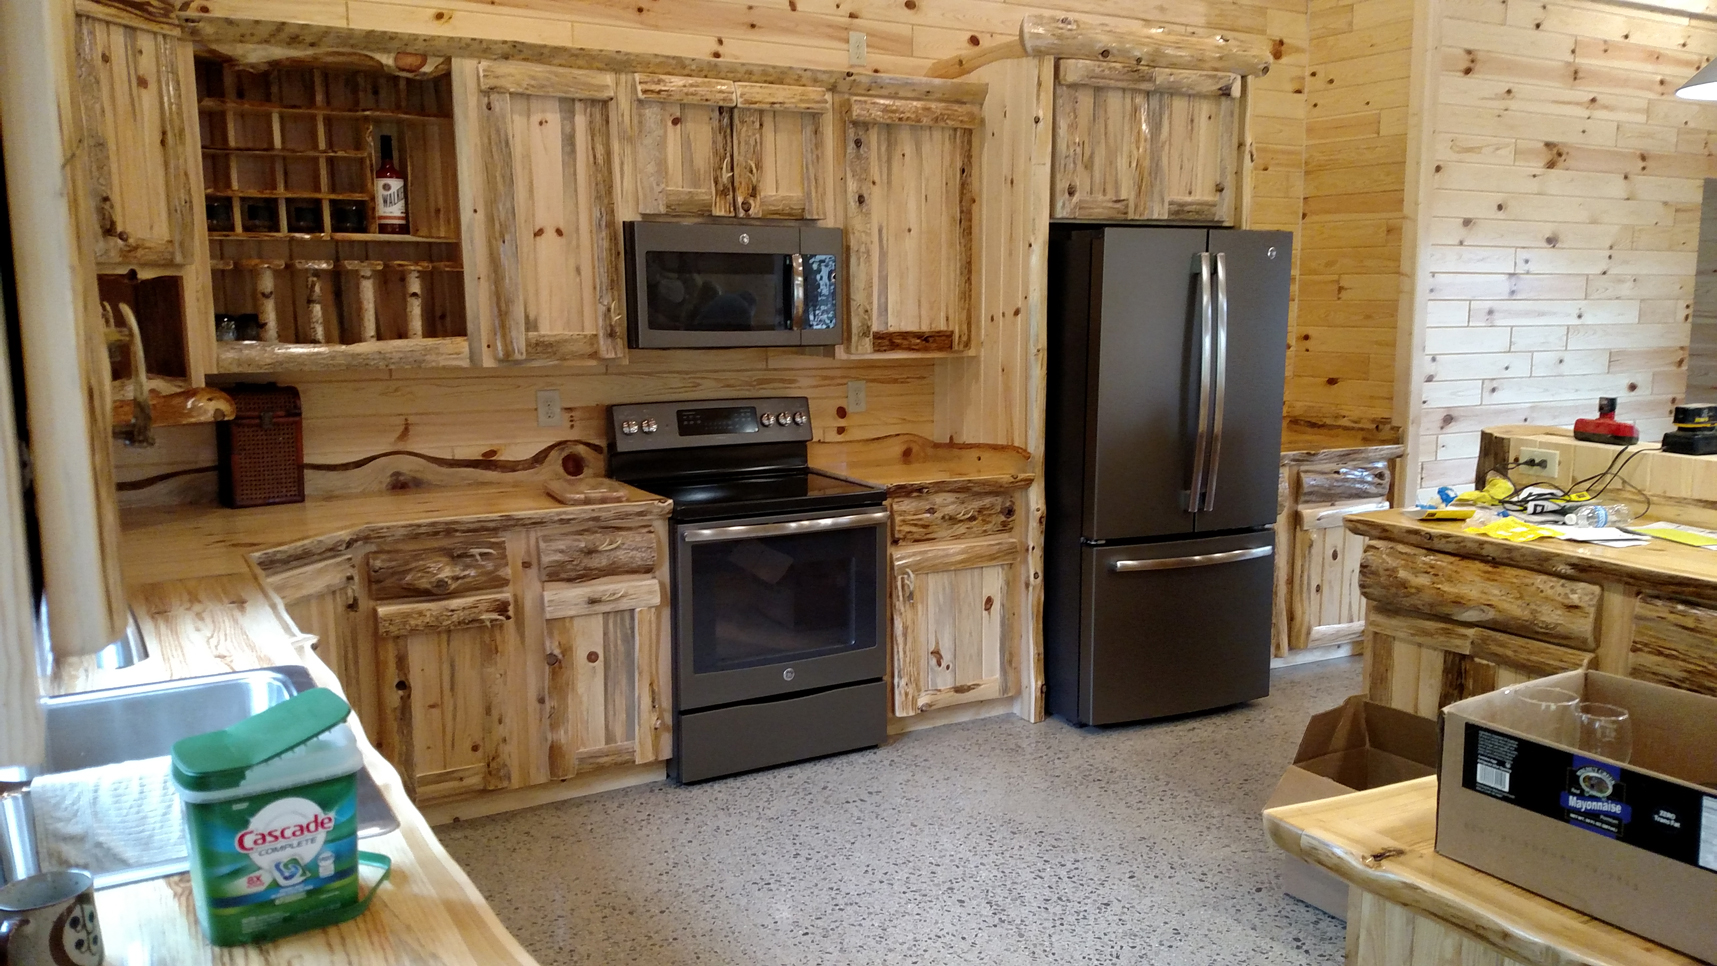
[440,657,1361,965]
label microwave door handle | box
[1203,251,1229,512]
[790,253,806,330]
[1188,253,1214,513]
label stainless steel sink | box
[2,666,397,889]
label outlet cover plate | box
[1519,447,1560,477]
[536,389,563,428]
[847,379,867,413]
[848,31,867,66]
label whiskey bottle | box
[375,134,407,235]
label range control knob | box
[620,420,640,435]
[777,411,793,426]
[792,411,808,426]
[640,418,659,434]
[760,412,776,427]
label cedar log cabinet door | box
[473,62,626,362]
[891,536,1017,715]
[75,14,198,265]
[843,96,980,356]
[267,555,380,742]
[629,74,832,219]
[1051,60,1239,224]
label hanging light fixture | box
[1676,58,1717,100]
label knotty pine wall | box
[1407,0,1717,501]
[116,0,1312,485]
[1290,0,1414,424]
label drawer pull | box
[1110,545,1272,572]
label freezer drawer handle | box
[682,509,889,544]
[1109,545,1272,573]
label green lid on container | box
[171,687,352,793]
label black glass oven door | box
[674,508,887,710]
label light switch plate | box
[536,389,563,428]
[1519,447,1560,477]
[847,380,867,413]
[848,31,867,66]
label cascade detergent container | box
[170,687,389,945]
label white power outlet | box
[536,389,563,428]
[847,379,867,413]
[848,31,867,66]
[1519,447,1560,477]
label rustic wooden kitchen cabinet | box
[626,73,832,220]
[259,515,668,808]
[843,96,980,356]
[1050,60,1240,224]
[887,485,1026,716]
[468,61,625,363]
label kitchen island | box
[1345,507,1717,717]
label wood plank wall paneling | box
[1288,0,1415,425]
[1410,0,1717,501]
[115,0,1310,490]
[1690,177,1717,399]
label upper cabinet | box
[76,15,199,266]
[626,74,832,220]
[1052,60,1240,224]
[468,61,625,363]
[843,96,980,356]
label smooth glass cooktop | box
[631,469,885,521]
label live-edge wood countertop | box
[807,433,1034,496]
[119,481,671,585]
[48,573,545,966]
[1264,778,1698,966]
[1345,509,1717,606]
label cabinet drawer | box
[1356,542,1599,650]
[367,539,510,600]
[1631,595,1717,697]
[538,527,657,582]
[891,492,1016,544]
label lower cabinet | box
[886,484,1028,719]
[266,515,669,808]
[1273,455,1395,658]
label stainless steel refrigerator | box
[1045,226,1291,726]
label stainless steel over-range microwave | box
[625,221,842,349]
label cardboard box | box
[1265,696,1441,918]
[1438,671,1717,963]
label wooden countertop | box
[49,574,540,966]
[1264,778,1697,966]
[1346,509,1717,605]
[120,482,671,584]
[808,433,1034,495]
[1279,421,1404,464]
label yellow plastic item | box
[1463,517,1559,542]
[1453,477,1517,506]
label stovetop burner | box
[606,396,886,521]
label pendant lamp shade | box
[1677,58,1717,100]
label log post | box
[295,259,333,344]
[393,259,433,340]
[344,260,383,342]
[237,259,285,342]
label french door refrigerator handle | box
[681,509,889,544]
[1188,252,1215,511]
[1109,545,1272,572]
[1202,251,1230,512]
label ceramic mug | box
[0,870,104,965]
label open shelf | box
[196,57,466,369]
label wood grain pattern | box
[1018,15,1272,77]
[368,539,511,599]
[477,60,613,100]
[1298,461,1391,503]
[375,589,513,636]
[891,490,1016,544]
[1630,594,1717,697]
[541,574,660,620]
[1357,541,1600,649]
[1266,778,1702,966]
[532,526,657,584]
[1056,60,1238,97]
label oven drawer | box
[674,680,886,783]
